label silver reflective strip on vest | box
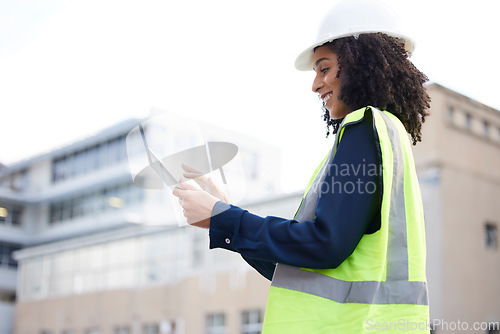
[272,108,428,305]
[272,265,428,305]
[379,112,408,282]
[294,146,335,222]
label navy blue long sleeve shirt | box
[209,114,382,281]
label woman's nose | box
[312,74,323,93]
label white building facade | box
[1,113,287,334]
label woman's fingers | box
[173,175,224,227]
[181,164,209,188]
[178,180,199,191]
[181,163,202,174]
[182,170,211,192]
[172,186,185,199]
[180,165,230,204]
[183,172,201,178]
[172,186,219,228]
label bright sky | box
[1,0,499,191]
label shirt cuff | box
[212,201,231,216]
[209,201,245,251]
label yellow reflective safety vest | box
[262,107,429,333]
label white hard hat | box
[295,0,415,71]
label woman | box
[173,0,431,332]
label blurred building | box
[1,83,499,334]
[0,112,289,334]
[414,83,500,333]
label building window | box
[142,323,159,334]
[114,326,131,334]
[0,242,21,268]
[464,113,472,131]
[0,203,23,227]
[447,106,454,123]
[49,181,143,224]
[192,230,205,268]
[0,169,28,191]
[159,320,178,334]
[241,310,263,334]
[51,135,128,183]
[483,120,490,137]
[485,223,498,250]
[206,313,226,334]
[85,329,100,334]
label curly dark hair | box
[319,33,431,145]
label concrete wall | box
[14,270,270,334]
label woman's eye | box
[321,68,329,74]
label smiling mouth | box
[321,92,333,105]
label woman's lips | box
[321,92,333,105]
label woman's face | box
[312,45,350,120]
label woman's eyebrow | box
[315,57,330,67]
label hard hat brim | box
[294,32,415,71]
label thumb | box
[178,180,199,191]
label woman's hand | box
[172,181,220,228]
[181,163,230,203]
